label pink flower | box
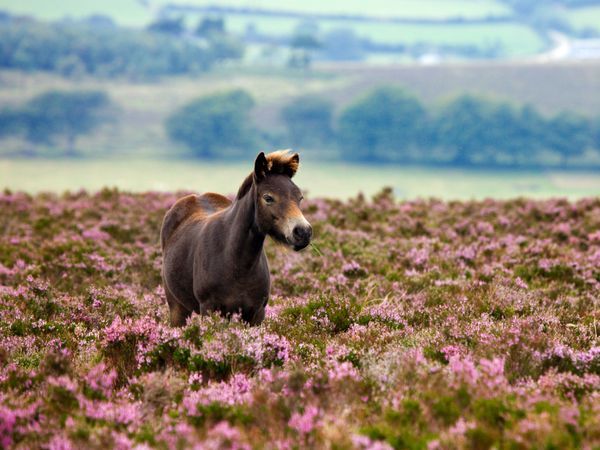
[328,361,360,382]
[196,421,250,450]
[48,435,74,450]
[352,434,393,450]
[448,355,479,386]
[515,277,528,290]
[183,374,253,416]
[0,406,16,449]
[85,363,117,398]
[288,405,320,435]
[82,228,110,241]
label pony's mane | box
[264,150,299,178]
[236,174,254,199]
[236,150,299,199]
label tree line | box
[167,87,600,168]
[0,14,243,79]
[0,90,111,156]
[1,86,598,167]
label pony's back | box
[160,193,231,249]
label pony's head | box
[251,150,312,251]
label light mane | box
[265,150,299,178]
[236,150,299,199]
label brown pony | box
[160,150,312,326]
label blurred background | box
[0,0,599,199]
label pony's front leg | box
[166,291,192,327]
[247,306,265,326]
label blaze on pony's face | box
[253,151,312,251]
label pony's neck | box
[227,181,265,265]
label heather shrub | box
[0,190,598,448]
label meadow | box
[164,0,511,20]
[566,5,600,32]
[2,159,600,200]
[226,16,543,57]
[0,0,581,62]
[0,188,598,448]
[0,0,511,25]
[0,0,151,27]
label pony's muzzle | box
[292,224,312,251]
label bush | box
[337,86,429,161]
[334,89,600,166]
[281,95,334,148]
[22,90,111,151]
[166,90,258,158]
[0,90,111,155]
[0,15,243,79]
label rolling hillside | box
[2,0,599,60]
[1,62,599,158]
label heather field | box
[0,189,599,449]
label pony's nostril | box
[293,226,310,241]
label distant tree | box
[281,95,334,148]
[0,16,243,79]
[195,17,225,37]
[147,17,184,35]
[21,90,111,155]
[288,33,321,68]
[166,90,257,158]
[434,95,597,166]
[337,87,428,161]
[501,0,540,15]
[435,95,499,165]
[322,28,363,61]
[593,117,600,151]
[0,108,23,138]
[83,15,116,28]
[543,112,592,164]
[483,103,548,164]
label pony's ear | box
[290,152,299,174]
[254,152,268,182]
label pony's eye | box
[263,194,275,204]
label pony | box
[160,150,312,326]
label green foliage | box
[338,86,428,161]
[23,90,110,152]
[321,28,364,61]
[147,17,184,35]
[335,90,600,166]
[361,401,431,449]
[0,16,243,78]
[435,95,549,165]
[0,108,23,138]
[545,112,593,160]
[281,95,334,148]
[196,17,226,37]
[166,90,258,158]
[290,33,321,50]
[0,89,111,155]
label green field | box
[566,5,600,32]
[1,159,599,199]
[0,0,150,26]
[228,15,543,56]
[163,0,511,19]
[0,0,546,59]
[0,0,512,25]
